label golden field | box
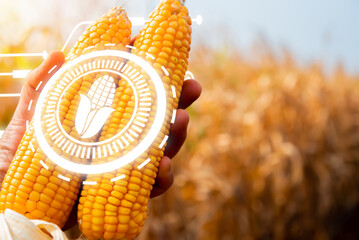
[0,1,358,239]
[137,46,359,240]
[1,41,359,240]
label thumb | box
[0,51,65,157]
[16,51,65,125]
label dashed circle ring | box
[34,50,167,174]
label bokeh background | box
[1,0,359,239]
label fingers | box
[150,156,174,198]
[0,51,65,160]
[14,51,65,124]
[26,51,65,90]
[178,79,202,109]
[164,109,189,158]
[151,80,201,197]
[130,36,137,46]
[163,80,201,158]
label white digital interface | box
[0,16,202,138]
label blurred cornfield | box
[0,45,41,129]
[137,46,359,240]
[2,44,359,240]
[1,2,359,239]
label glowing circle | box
[34,50,166,174]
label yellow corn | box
[0,6,132,228]
[78,0,192,239]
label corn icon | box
[75,74,116,139]
[0,6,132,229]
[0,1,193,237]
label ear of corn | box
[77,0,192,239]
[0,0,192,237]
[61,7,131,142]
[0,7,132,228]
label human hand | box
[150,79,201,198]
[0,49,201,232]
[0,50,201,197]
[0,51,65,184]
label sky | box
[0,0,358,74]
[186,0,359,75]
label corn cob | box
[0,7,132,228]
[78,0,192,239]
